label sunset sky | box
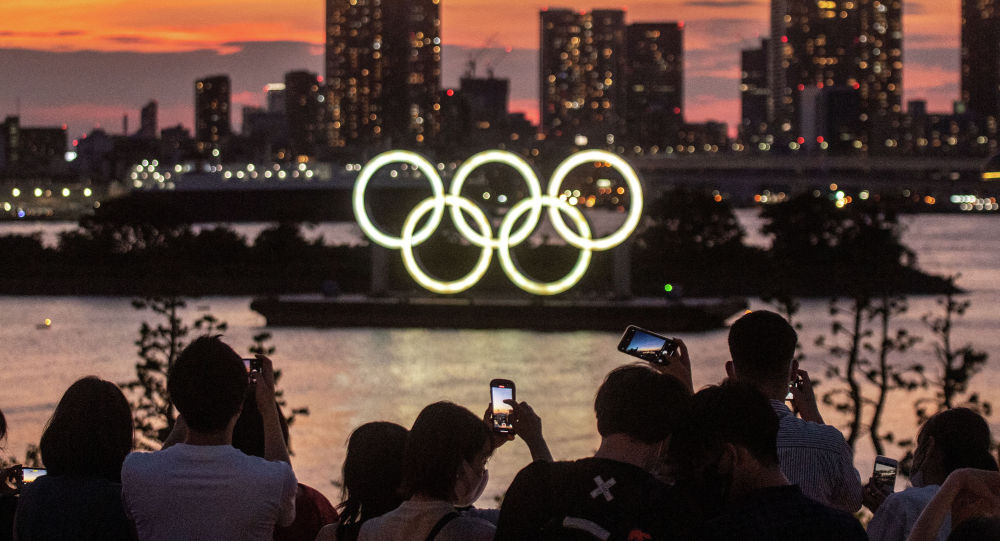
[0,0,962,140]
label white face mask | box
[455,461,489,507]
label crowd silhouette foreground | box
[2,311,1000,540]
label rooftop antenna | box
[15,97,21,116]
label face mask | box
[455,462,488,507]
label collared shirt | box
[770,400,863,513]
[868,484,950,541]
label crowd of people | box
[2,310,999,540]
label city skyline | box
[0,0,963,140]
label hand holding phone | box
[243,357,263,384]
[490,379,516,434]
[872,456,898,494]
[617,325,678,366]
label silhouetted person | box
[13,377,133,541]
[867,408,997,541]
[669,382,868,540]
[726,310,862,512]
[315,422,409,541]
[495,362,693,540]
[231,394,337,541]
[122,336,297,540]
[358,402,502,541]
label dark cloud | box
[0,30,85,38]
[906,47,959,71]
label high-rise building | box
[768,0,901,149]
[624,22,683,149]
[265,83,287,114]
[194,75,231,156]
[0,116,66,172]
[139,100,158,139]
[325,0,441,149]
[539,8,626,141]
[741,40,770,147]
[284,70,327,157]
[962,0,1000,121]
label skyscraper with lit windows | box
[768,0,901,150]
[624,22,683,149]
[539,8,626,141]
[194,75,231,156]
[962,0,1000,121]
[325,0,441,150]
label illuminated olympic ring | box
[353,149,644,295]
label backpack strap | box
[425,511,461,541]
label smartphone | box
[243,357,262,383]
[490,379,516,434]
[617,325,678,366]
[785,376,802,401]
[872,455,898,494]
[15,466,47,490]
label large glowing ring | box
[353,150,445,249]
[497,196,592,295]
[352,149,644,295]
[449,150,543,249]
[400,195,493,294]
[547,149,644,251]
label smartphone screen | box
[490,380,515,433]
[618,326,677,365]
[872,457,898,494]
[21,468,46,484]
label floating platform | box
[250,294,747,332]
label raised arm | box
[255,355,291,465]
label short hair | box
[728,310,798,383]
[231,396,290,458]
[595,364,691,444]
[669,382,780,469]
[920,408,998,474]
[168,336,248,433]
[39,377,133,482]
[401,402,490,500]
[340,422,409,525]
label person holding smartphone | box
[866,408,998,541]
[725,310,863,513]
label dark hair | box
[39,377,133,482]
[400,402,490,500]
[728,310,798,383]
[168,336,248,433]
[595,364,691,443]
[0,408,6,444]
[947,516,1000,541]
[231,396,290,458]
[339,422,409,525]
[920,408,998,474]
[670,382,780,469]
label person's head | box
[39,376,133,482]
[339,422,409,525]
[911,408,997,486]
[727,310,798,393]
[401,402,491,505]
[168,336,248,434]
[231,396,290,457]
[595,364,691,445]
[669,382,780,511]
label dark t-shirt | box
[702,485,868,541]
[495,458,684,541]
[13,474,132,541]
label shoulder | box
[441,514,496,541]
[777,417,853,455]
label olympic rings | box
[352,149,644,295]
